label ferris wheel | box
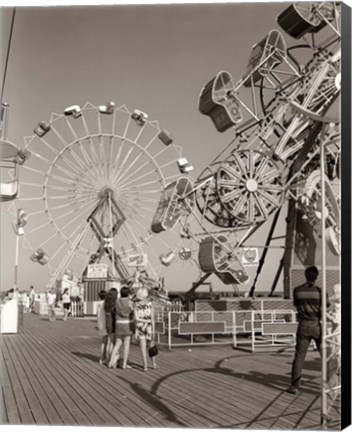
[12,101,188,286]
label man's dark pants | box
[292,319,321,388]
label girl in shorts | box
[108,286,135,369]
[62,288,71,321]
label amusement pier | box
[0,2,346,429]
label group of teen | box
[96,283,157,371]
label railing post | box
[168,311,171,351]
[232,311,236,348]
[320,132,327,428]
[251,311,255,353]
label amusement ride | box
[0,1,342,426]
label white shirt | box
[47,292,56,306]
[62,292,70,303]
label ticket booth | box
[83,264,120,315]
[0,299,18,333]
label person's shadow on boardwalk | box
[117,375,187,427]
[72,351,100,363]
[203,355,320,395]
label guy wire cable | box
[1,7,16,103]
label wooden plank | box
[82,328,324,426]
[18,337,94,425]
[0,313,337,429]
[7,330,71,425]
[158,376,260,426]
[26,326,136,426]
[127,347,275,426]
[16,334,95,425]
[0,377,9,424]
[5,336,49,424]
[0,347,19,424]
[51,325,252,427]
[158,349,321,417]
[41,328,197,427]
[148,347,317,428]
[1,339,35,424]
[135,342,322,426]
[27,321,182,428]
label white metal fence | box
[233,309,297,352]
[153,308,297,351]
[154,310,235,349]
[324,328,341,420]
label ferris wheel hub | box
[179,247,192,260]
[245,179,258,192]
[98,187,115,200]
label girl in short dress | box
[134,287,157,371]
[108,286,135,369]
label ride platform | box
[0,313,340,429]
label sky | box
[0,1,329,294]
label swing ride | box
[149,1,341,298]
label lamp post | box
[320,131,327,427]
[13,209,27,290]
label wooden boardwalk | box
[0,313,340,429]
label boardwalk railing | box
[154,310,235,350]
[154,308,297,351]
[233,309,297,352]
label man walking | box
[286,266,330,394]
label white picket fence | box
[70,300,84,317]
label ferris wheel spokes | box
[47,220,92,288]
[114,142,178,192]
[17,101,191,285]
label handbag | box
[148,345,158,358]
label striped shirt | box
[293,282,330,321]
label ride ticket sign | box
[87,263,108,278]
[241,248,259,266]
[126,253,148,268]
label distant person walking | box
[62,288,71,321]
[47,288,57,322]
[287,266,330,394]
[108,286,135,369]
[29,286,35,313]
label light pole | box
[320,130,327,427]
[13,209,27,290]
